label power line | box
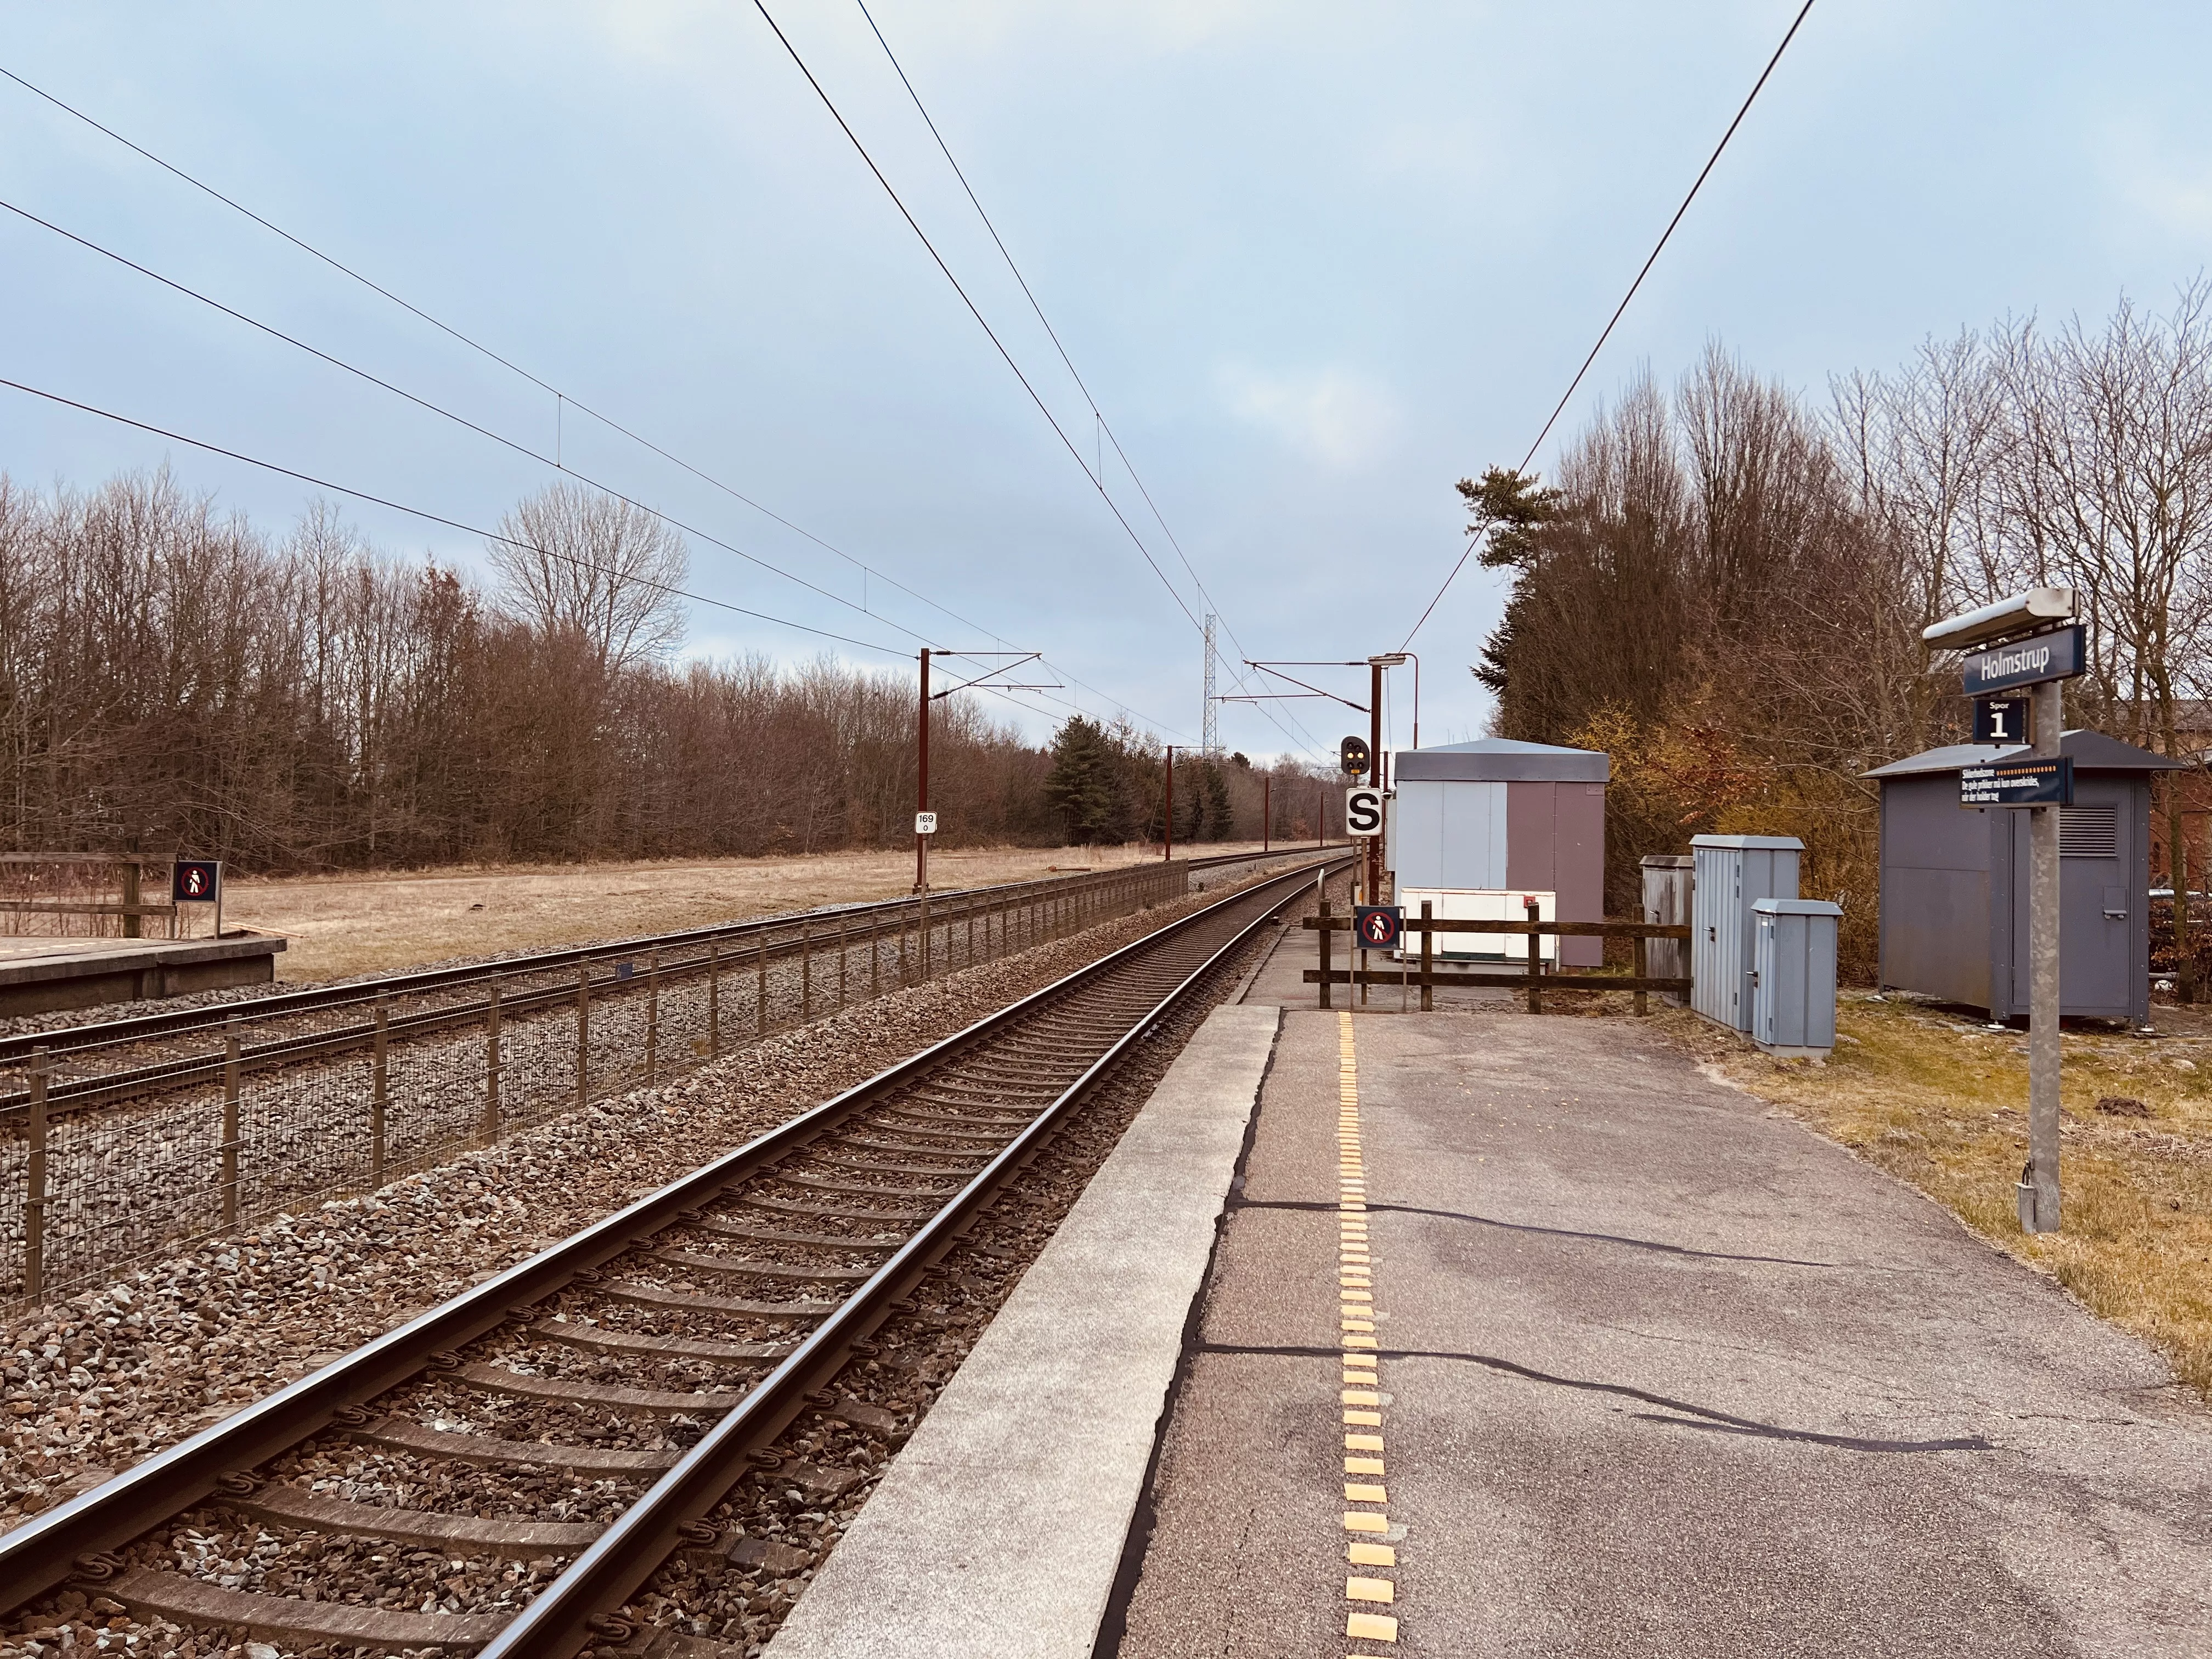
[847,2,1327,763]
[0,62,1188,738]
[4,343,1152,735]
[1399,0,1816,652]
[0,373,918,658]
[0,190,991,645]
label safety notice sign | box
[1960,757,2073,808]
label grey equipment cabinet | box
[1691,834,1804,1032]
[1752,898,1842,1059]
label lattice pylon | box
[1201,614,1220,759]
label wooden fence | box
[0,854,178,938]
[1304,898,1691,1014]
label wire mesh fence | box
[0,860,1193,1310]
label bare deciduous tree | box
[1474,286,2212,984]
[487,481,690,675]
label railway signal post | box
[1345,733,1384,1006]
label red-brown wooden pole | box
[916,648,930,894]
[1163,746,1175,862]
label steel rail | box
[0,888,1007,1121]
[0,846,1328,1069]
[0,864,1122,1066]
[0,853,1348,1623]
[476,854,1340,1658]
[0,848,1332,1119]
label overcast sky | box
[5,1,2211,760]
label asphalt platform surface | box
[1109,1005,2212,1658]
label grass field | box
[224,842,1289,983]
[1669,994,2212,1397]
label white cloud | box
[1221,364,1400,469]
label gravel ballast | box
[0,886,1252,1533]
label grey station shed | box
[1865,730,2182,1025]
[1387,738,1607,967]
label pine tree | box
[1043,717,1126,844]
[1201,761,1235,840]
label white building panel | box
[1391,778,1506,890]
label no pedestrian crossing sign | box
[1345,786,1383,837]
[1354,905,1403,950]
[172,860,220,902]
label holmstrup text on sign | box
[1960,623,2084,695]
[1975,641,2052,685]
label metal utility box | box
[1864,730,2179,1025]
[1387,738,1607,966]
[1641,855,1693,1006]
[1691,834,1803,1032]
[1752,898,1842,1058]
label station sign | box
[1340,736,1372,777]
[172,860,221,902]
[1971,695,2032,745]
[1960,756,2074,809]
[1353,905,1403,950]
[1961,625,2086,696]
[1345,786,1384,837]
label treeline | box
[1043,716,1340,848]
[1474,284,2212,980]
[0,469,1329,872]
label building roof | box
[1395,737,1610,784]
[1863,729,2188,778]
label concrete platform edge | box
[0,934,285,1017]
[764,1002,1284,1659]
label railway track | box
[0,853,1346,1655]
[0,846,1333,1115]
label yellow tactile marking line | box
[1335,1011,1400,1647]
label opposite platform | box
[0,933,283,1016]
[764,1001,1282,1659]
[1113,1007,2212,1657]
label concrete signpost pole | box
[1926,586,2079,1234]
[1368,660,1385,909]
[2027,675,2064,1232]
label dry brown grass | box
[1662,996,2212,1395]
[227,843,1289,983]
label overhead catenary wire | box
[1398,0,1817,653]
[747,0,1207,646]
[0,63,1184,741]
[845,1,1328,764]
